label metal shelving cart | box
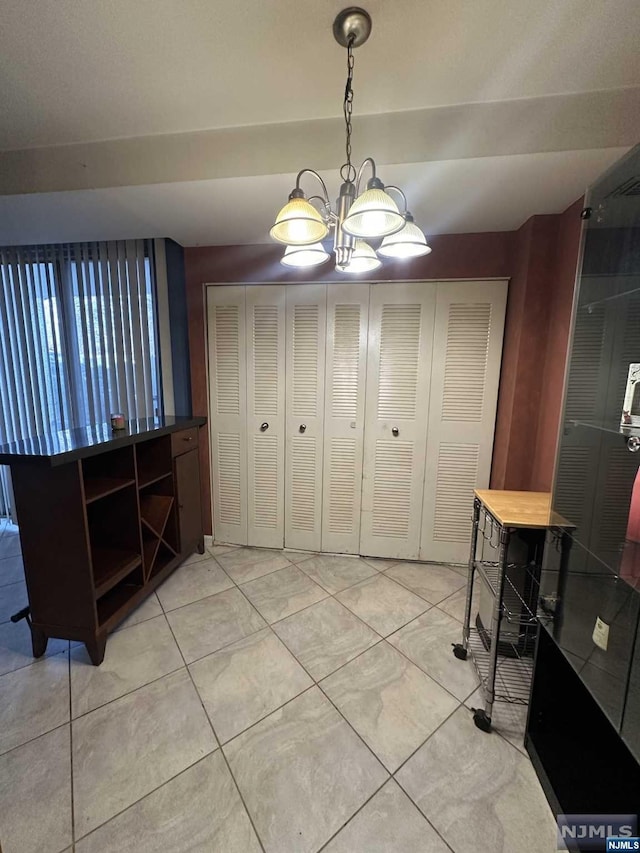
[452,489,571,732]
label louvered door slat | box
[246,285,285,548]
[360,283,436,560]
[322,284,369,553]
[285,285,326,550]
[207,286,247,544]
[420,281,507,563]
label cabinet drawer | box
[171,427,199,456]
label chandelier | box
[270,7,431,273]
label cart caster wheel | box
[452,643,468,660]
[472,708,492,732]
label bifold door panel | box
[359,283,436,560]
[207,286,247,545]
[207,280,507,563]
[322,283,370,554]
[285,285,327,551]
[246,286,286,547]
[419,282,508,563]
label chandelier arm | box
[307,195,334,222]
[294,169,331,205]
[383,185,408,213]
[355,157,377,195]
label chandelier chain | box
[340,33,357,184]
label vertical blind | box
[0,240,162,519]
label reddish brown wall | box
[185,218,581,535]
[491,199,583,491]
[531,199,584,490]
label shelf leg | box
[30,625,48,658]
[554,530,573,640]
[462,498,481,650]
[196,536,205,555]
[483,524,511,727]
[85,636,107,666]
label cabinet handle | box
[299,424,307,433]
[392,427,399,437]
[260,422,269,431]
[183,436,193,442]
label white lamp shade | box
[342,187,404,238]
[270,198,329,245]
[280,243,330,268]
[378,219,432,258]
[337,240,382,274]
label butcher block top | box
[474,489,572,529]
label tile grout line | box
[174,557,405,847]
[161,608,269,853]
[72,750,221,845]
[15,547,524,848]
[313,775,391,853]
[69,609,266,849]
[392,772,458,853]
[68,649,76,849]
[380,564,466,608]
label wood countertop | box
[474,489,572,529]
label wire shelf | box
[468,627,533,705]
[473,560,539,625]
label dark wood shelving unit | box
[0,416,205,665]
[149,541,176,580]
[97,570,145,629]
[92,549,143,598]
[140,493,174,537]
[137,471,173,490]
[84,477,136,504]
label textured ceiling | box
[1,0,640,149]
[0,0,639,244]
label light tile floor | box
[0,519,558,853]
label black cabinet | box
[526,143,640,834]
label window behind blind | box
[0,240,162,520]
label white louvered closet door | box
[246,285,285,548]
[322,284,370,554]
[207,286,247,544]
[420,281,507,563]
[285,284,327,551]
[360,283,436,560]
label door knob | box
[299,424,307,433]
[260,422,269,431]
[627,436,640,452]
[392,427,399,436]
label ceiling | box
[1,0,639,246]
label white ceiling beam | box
[1,88,639,196]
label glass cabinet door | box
[546,143,640,760]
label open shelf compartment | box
[82,445,136,504]
[468,627,533,705]
[136,435,172,489]
[474,560,539,624]
[97,567,144,628]
[87,487,142,599]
